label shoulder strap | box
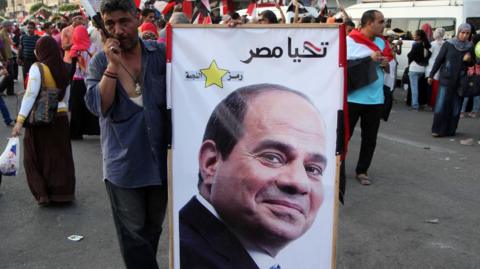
[34,62,45,91]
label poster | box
[169,25,345,269]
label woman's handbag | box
[25,63,59,127]
[457,64,480,97]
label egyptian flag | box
[286,0,309,22]
[318,0,328,17]
[246,0,256,17]
[192,0,212,24]
[348,29,393,61]
[200,0,211,11]
[346,29,394,91]
[162,0,177,15]
[219,0,229,17]
[183,0,194,19]
[135,0,148,8]
[192,12,212,24]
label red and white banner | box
[168,25,346,269]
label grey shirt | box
[85,40,169,188]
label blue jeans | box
[461,96,480,113]
[0,96,12,124]
[409,71,424,109]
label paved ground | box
[0,80,479,268]
[338,92,480,269]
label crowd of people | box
[0,0,478,268]
[402,22,479,138]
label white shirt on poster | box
[196,194,280,269]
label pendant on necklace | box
[135,83,142,95]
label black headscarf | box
[35,36,69,99]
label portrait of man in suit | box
[179,83,327,269]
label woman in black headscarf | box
[428,23,475,137]
[12,36,75,206]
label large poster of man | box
[169,25,346,269]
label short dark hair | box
[259,10,278,24]
[202,83,314,160]
[69,11,83,19]
[100,0,137,15]
[141,8,155,17]
[27,21,36,28]
[360,10,379,28]
[41,21,52,30]
[231,12,241,20]
[198,84,316,186]
[345,19,355,28]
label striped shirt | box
[20,34,40,60]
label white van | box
[344,0,480,79]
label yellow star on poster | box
[200,60,228,88]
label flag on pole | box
[219,0,229,16]
[192,12,212,24]
[246,1,256,17]
[162,0,177,15]
[183,0,194,19]
[200,0,211,12]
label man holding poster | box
[85,0,169,268]
[180,84,327,269]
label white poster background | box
[171,26,344,269]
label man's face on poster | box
[200,90,327,250]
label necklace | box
[119,61,142,95]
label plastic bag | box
[0,137,20,176]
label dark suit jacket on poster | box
[180,197,259,269]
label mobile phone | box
[92,13,110,38]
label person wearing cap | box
[139,22,159,41]
[0,21,15,96]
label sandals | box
[356,173,371,185]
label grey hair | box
[169,12,190,24]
